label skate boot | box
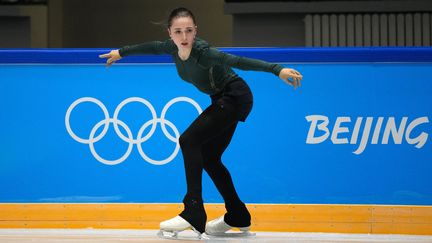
[206,202,254,238]
[158,197,207,240]
[157,215,208,240]
[205,215,255,238]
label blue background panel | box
[0,49,431,205]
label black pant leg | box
[178,102,238,232]
[202,122,239,206]
[202,123,251,228]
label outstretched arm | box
[205,48,302,89]
[99,40,177,67]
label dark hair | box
[167,7,196,28]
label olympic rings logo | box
[65,97,202,166]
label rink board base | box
[0,203,431,235]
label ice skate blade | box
[157,229,208,241]
[205,231,256,238]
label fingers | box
[290,70,302,78]
[99,53,111,58]
[292,77,297,89]
[292,75,301,88]
[99,52,112,67]
[106,58,115,68]
[287,74,302,89]
[290,70,302,88]
[291,69,301,76]
[287,76,298,89]
[286,78,294,87]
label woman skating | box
[100,7,302,239]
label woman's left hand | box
[279,68,303,89]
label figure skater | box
[99,7,302,239]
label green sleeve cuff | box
[118,47,127,57]
[272,64,284,76]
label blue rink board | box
[0,48,431,205]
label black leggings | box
[178,99,251,233]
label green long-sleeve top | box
[119,38,284,95]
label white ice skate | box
[157,216,208,240]
[205,215,256,238]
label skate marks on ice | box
[206,230,256,238]
[1,229,432,242]
[158,228,207,241]
[156,231,432,243]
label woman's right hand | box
[99,49,122,67]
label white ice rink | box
[0,229,431,243]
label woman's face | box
[168,16,197,50]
